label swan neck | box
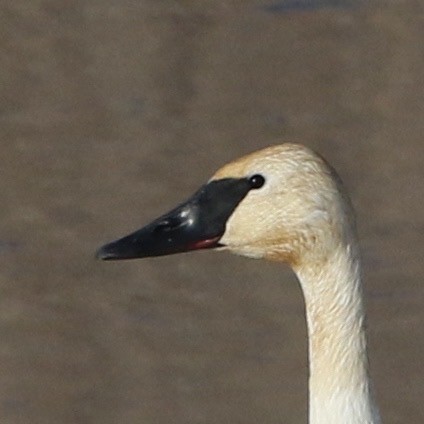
[295,245,380,424]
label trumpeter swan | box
[97,143,381,424]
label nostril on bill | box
[153,217,184,234]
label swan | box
[97,143,381,424]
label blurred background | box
[1,1,423,423]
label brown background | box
[1,1,423,423]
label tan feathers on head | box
[212,143,355,268]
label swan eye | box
[248,174,265,189]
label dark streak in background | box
[263,0,354,13]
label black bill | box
[96,178,251,260]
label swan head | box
[97,144,354,268]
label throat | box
[294,245,380,424]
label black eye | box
[249,174,265,189]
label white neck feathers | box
[295,243,380,424]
